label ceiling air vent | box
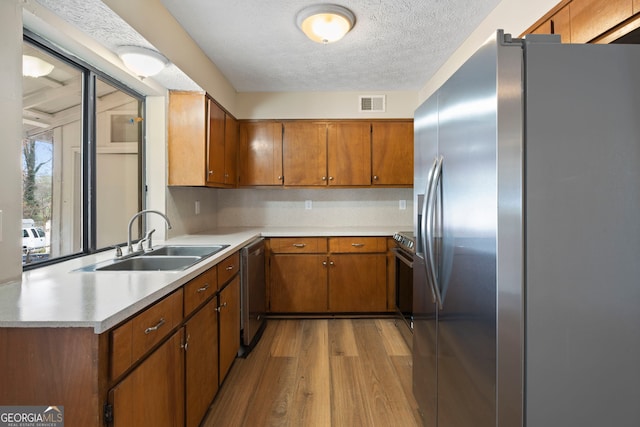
[359,95,386,113]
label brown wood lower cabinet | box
[328,253,387,312]
[270,254,329,312]
[218,276,240,382]
[0,251,241,427]
[267,237,390,314]
[109,329,185,427]
[184,298,218,427]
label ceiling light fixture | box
[22,55,54,78]
[117,46,169,78]
[296,4,355,44]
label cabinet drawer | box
[218,252,240,287]
[329,237,387,253]
[184,267,217,316]
[111,289,183,380]
[269,237,328,253]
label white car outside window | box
[22,227,47,251]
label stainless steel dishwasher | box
[239,237,266,356]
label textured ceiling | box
[35,0,501,93]
[35,0,201,91]
[160,0,501,92]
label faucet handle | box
[114,245,123,258]
[144,229,156,251]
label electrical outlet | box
[305,200,312,210]
[399,200,407,210]
[195,200,201,215]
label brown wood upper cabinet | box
[371,121,413,185]
[282,121,372,186]
[240,119,413,188]
[525,0,640,44]
[224,115,239,185]
[168,91,237,187]
[571,0,633,42]
[283,121,328,186]
[531,3,572,42]
[239,121,283,186]
[327,121,372,186]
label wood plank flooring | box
[202,318,422,427]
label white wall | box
[418,0,560,102]
[236,91,417,120]
[0,0,24,284]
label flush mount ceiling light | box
[296,4,355,44]
[22,55,54,78]
[117,46,169,78]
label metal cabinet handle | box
[351,243,365,248]
[329,176,334,181]
[181,333,190,351]
[226,265,234,271]
[144,318,166,334]
[196,283,210,293]
[292,243,306,248]
[216,302,228,312]
[322,176,327,181]
[278,175,283,180]
[329,261,335,266]
[322,261,327,267]
[208,170,213,175]
[373,175,379,180]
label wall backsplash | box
[166,187,218,237]
[167,187,413,236]
[215,188,413,228]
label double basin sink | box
[77,245,229,272]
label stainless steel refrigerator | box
[413,30,640,427]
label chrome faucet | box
[127,210,172,254]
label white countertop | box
[0,226,398,333]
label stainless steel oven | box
[392,231,415,345]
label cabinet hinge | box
[104,403,114,425]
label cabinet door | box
[531,5,572,43]
[168,92,207,186]
[224,114,239,186]
[269,254,328,312]
[109,329,185,427]
[327,121,371,186]
[371,121,413,185]
[239,121,283,185]
[185,299,218,427]
[207,98,226,185]
[571,0,633,43]
[219,276,240,382]
[328,254,387,312]
[283,122,328,186]
[635,0,640,14]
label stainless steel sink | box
[95,256,202,271]
[145,245,228,258]
[75,244,229,272]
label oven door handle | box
[391,247,413,268]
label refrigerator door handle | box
[420,157,438,304]
[425,155,444,309]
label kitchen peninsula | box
[0,226,399,427]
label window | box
[22,34,144,268]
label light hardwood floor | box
[202,318,422,427]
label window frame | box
[23,30,146,270]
